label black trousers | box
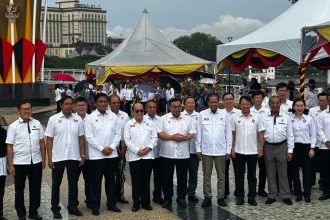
[129,159,153,206]
[152,157,163,199]
[188,154,200,196]
[79,160,90,205]
[311,147,321,186]
[14,162,42,217]
[258,156,267,192]
[88,158,117,211]
[161,157,189,200]
[292,143,312,197]
[115,151,126,199]
[51,160,79,212]
[56,101,61,113]
[319,149,330,195]
[0,175,5,217]
[232,153,258,199]
[125,100,133,116]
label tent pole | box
[299,28,305,97]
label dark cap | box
[308,79,316,84]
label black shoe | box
[162,199,172,208]
[153,197,164,204]
[176,198,187,208]
[91,210,99,216]
[304,196,311,203]
[132,205,140,212]
[85,200,93,210]
[283,198,293,205]
[236,198,244,205]
[52,212,62,219]
[295,195,302,202]
[142,205,153,211]
[0,216,8,220]
[118,197,129,204]
[248,198,257,206]
[202,198,212,208]
[108,205,121,212]
[68,207,83,216]
[257,190,268,197]
[188,195,199,203]
[217,198,227,207]
[18,217,26,220]
[28,214,43,220]
[319,194,329,200]
[265,198,276,205]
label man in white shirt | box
[84,93,122,216]
[317,92,330,200]
[55,84,65,113]
[165,83,175,113]
[182,97,200,203]
[157,98,195,208]
[144,101,163,204]
[196,93,232,208]
[260,88,270,109]
[45,96,85,218]
[222,92,240,198]
[6,102,46,220]
[109,95,130,204]
[304,79,318,109]
[276,82,293,116]
[251,91,269,197]
[123,83,134,116]
[232,96,264,206]
[262,96,294,206]
[124,103,157,212]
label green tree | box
[45,55,99,69]
[173,32,222,61]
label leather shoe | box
[188,195,199,203]
[257,190,268,197]
[248,198,257,206]
[52,212,62,219]
[236,198,244,205]
[68,208,83,216]
[0,216,8,220]
[265,198,276,205]
[28,214,43,220]
[142,205,153,211]
[304,196,311,203]
[295,195,302,202]
[283,198,293,205]
[132,205,140,212]
[202,198,212,208]
[118,197,129,204]
[153,197,164,204]
[319,194,329,200]
[162,199,172,208]
[217,198,226,207]
[176,198,187,208]
[108,205,121,212]
[91,210,99,216]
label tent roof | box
[216,0,330,65]
[88,9,212,68]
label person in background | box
[304,79,318,109]
[239,78,249,96]
[249,78,261,96]
[276,82,293,115]
[55,84,65,113]
[66,85,74,97]
[165,83,175,113]
[123,83,134,116]
[287,81,299,102]
[260,87,270,109]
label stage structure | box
[0,0,48,107]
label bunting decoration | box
[0,38,13,82]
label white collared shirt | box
[144,114,162,158]
[124,88,134,101]
[74,113,90,159]
[309,105,329,147]
[45,112,84,162]
[250,106,269,118]
[232,113,264,155]
[318,109,330,150]
[196,108,232,156]
[304,88,318,109]
[157,112,196,159]
[6,117,44,165]
[262,112,294,153]
[291,114,316,148]
[165,88,175,101]
[182,110,200,153]
[55,88,64,102]
[84,109,121,159]
[262,97,270,109]
[112,110,129,142]
[280,99,293,116]
[124,118,157,162]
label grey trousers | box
[264,142,291,199]
[202,155,225,199]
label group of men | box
[2,81,330,220]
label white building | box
[40,0,107,57]
[248,66,275,83]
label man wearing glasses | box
[124,103,157,212]
[6,102,46,220]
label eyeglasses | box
[134,109,144,113]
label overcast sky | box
[48,0,292,41]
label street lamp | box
[227,37,233,92]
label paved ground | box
[1,106,330,219]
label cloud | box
[107,15,264,42]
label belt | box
[265,140,286,146]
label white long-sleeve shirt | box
[291,114,316,148]
[309,105,329,147]
[182,110,199,154]
[196,108,232,156]
[318,109,330,150]
[144,114,162,158]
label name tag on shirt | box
[203,118,209,121]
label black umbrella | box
[74,80,88,93]
[159,76,182,93]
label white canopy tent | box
[216,0,330,67]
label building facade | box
[40,0,107,57]
[248,66,275,83]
